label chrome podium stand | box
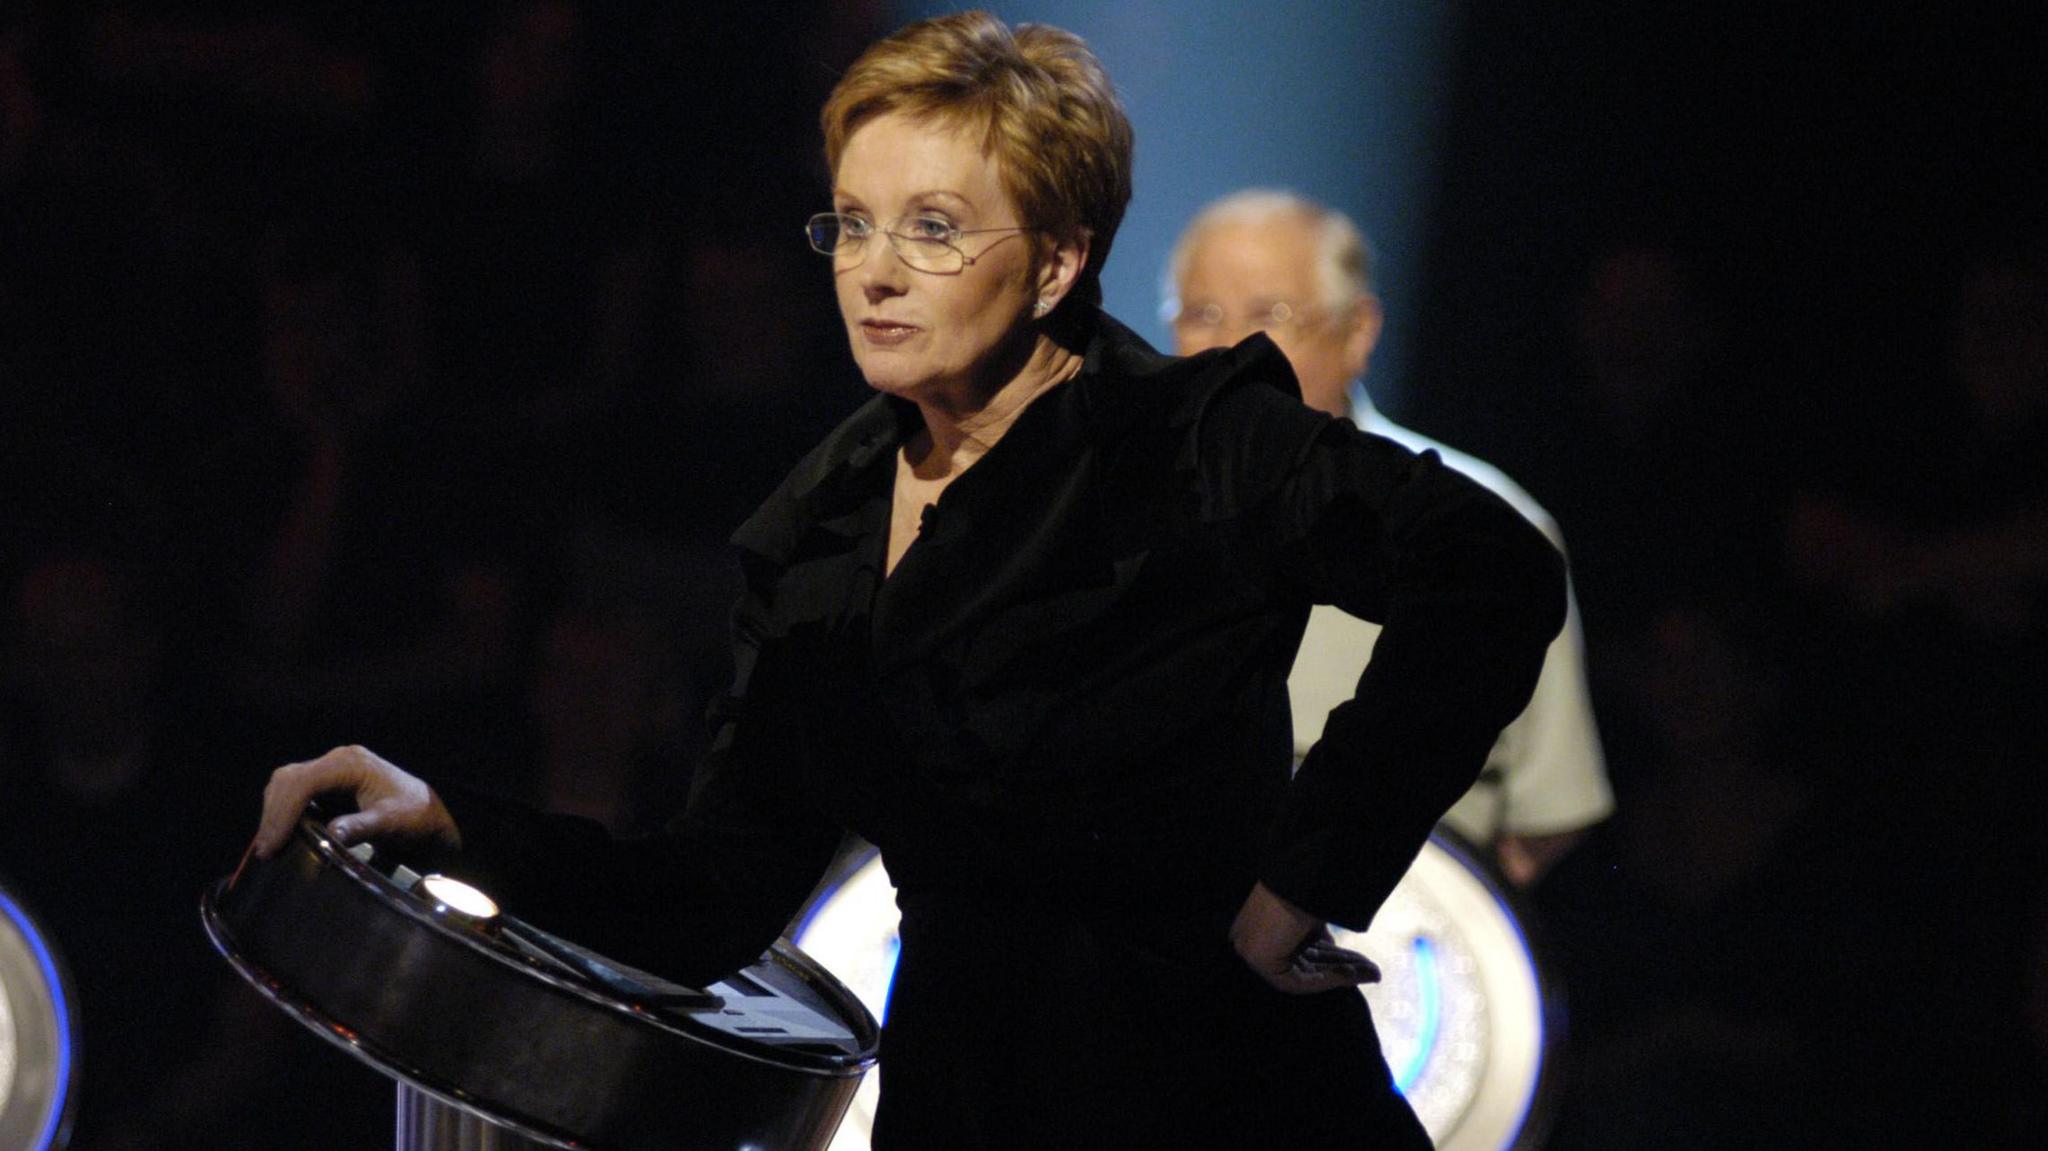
[395,1084,559,1151]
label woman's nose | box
[858,238,911,300]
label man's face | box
[1171,214,1378,418]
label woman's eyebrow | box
[910,189,974,209]
[831,188,974,208]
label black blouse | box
[442,311,1566,995]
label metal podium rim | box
[260,817,876,1074]
[202,815,882,1150]
[200,880,587,1149]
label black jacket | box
[448,311,1564,1146]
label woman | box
[255,12,1563,1147]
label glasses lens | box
[806,214,847,255]
[888,231,960,273]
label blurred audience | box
[1532,232,2045,1145]
[214,211,536,784]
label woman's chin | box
[856,361,937,401]
[861,372,918,398]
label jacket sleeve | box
[1183,348,1567,929]
[436,544,844,988]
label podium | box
[203,818,878,1151]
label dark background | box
[2,3,2042,1147]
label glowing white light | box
[419,874,500,921]
[0,975,14,1114]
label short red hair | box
[820,11,1133,310]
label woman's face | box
[830,112,1046,407]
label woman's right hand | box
[253,745,461,859]
[1230,882,1381,994]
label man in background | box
[1166,189,1612,885]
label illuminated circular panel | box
[0,886,76,1151]
[790,854,898,1151]
[1,974,14,1112]
[1339,832,1553,1150]
[792,832,1553,1151]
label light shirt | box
[1288,384,1614,843]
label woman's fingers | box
[324,807,380,845]
[1267,939,1380,994]
[327,784,459,850]
[251,745,456,857]
[1270,967,1375,994]
[326,800,407,846]
[1229,882,1383,994]
[1289,940,1381,984]
[254,750,362,857]
[1229,882,1319,987]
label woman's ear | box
[1033,228,1092,313]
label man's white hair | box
[1161,188,1375,322]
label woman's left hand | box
[1229,882,1381,994]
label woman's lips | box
[860,319,920,347]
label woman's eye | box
[906,217,955,241]
[840,216,873,237]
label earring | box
[1033,299,1052,317]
